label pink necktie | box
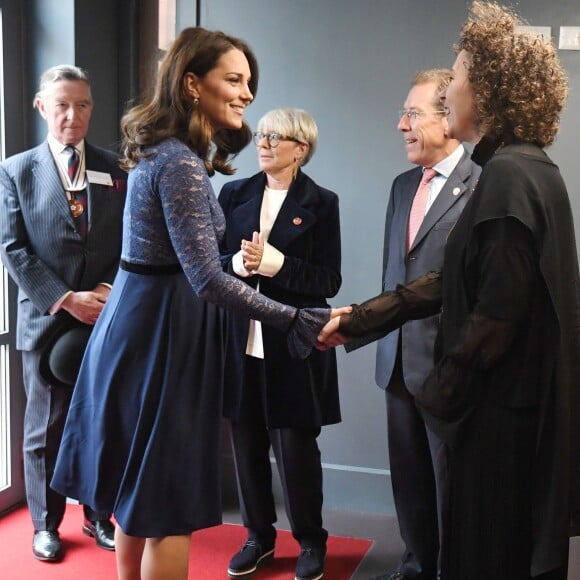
[407,167,437,251]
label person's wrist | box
[286,307,301,332]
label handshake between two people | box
[317,308,351,350]
[240,232,352,350]
[240,231,351,350]
[316,271,444,353]
[241,233,443,354]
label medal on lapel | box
[69,196,84,218]
[66,190,85,218]
[64,146,86,219]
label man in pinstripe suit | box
[0,65,126,562]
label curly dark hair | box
[121,27,258,175]
[457,1,568,147]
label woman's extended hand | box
[316,306,351,350]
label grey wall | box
[15,0,579,517]
[195,0,580,515]
[26,0,125,151]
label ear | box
[296,142,309,161]
[183,72,201,100]
[442,116,449,138]
[35,97,48,120]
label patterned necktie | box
[66,146,80,183]
[64,146,87,239]
[407,167,437,251]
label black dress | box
[339,140,580,578]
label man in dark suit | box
[0,65,126,562]
[372,70,480,580]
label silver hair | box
[34,64,92,107]
[258,108,318,166]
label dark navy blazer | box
[218,169,342,429]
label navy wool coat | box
[218,169,342,429]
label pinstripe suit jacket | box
[0,140,126,351]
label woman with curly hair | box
[319,3,580,579]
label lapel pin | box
[293,217,302,225]
[453,187,461,196]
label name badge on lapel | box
[86,170,113,186]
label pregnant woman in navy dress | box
[51,27,338,580]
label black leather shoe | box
[82,519,115,551]
[295,546,326,580]
[228,539,275,577]
[32,530,63,562]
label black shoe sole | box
[295,574,323,580]
[33,552,63,562]
[295,569,324,580]
[227,549,274,578]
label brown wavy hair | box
[121,27,259,175]
[457,1,568,147]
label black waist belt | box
[120,260,182,275]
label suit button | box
[408,256,417,261]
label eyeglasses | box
[398,108,446,120]
[252,132,302,148]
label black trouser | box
[386,352,447,579]
[229,356,327,549]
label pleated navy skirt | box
[52,267,226,537]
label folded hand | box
[241,231,264,272]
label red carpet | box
[1,503,372,579]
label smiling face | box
[398,81,454,168]
[441,50,479,144]
[35,80,93,146]
[186,48,253,131]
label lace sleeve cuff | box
[286,307,331,359]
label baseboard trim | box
[220,452,395,516]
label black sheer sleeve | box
[339,270,442,351]
[415,217,537,443]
